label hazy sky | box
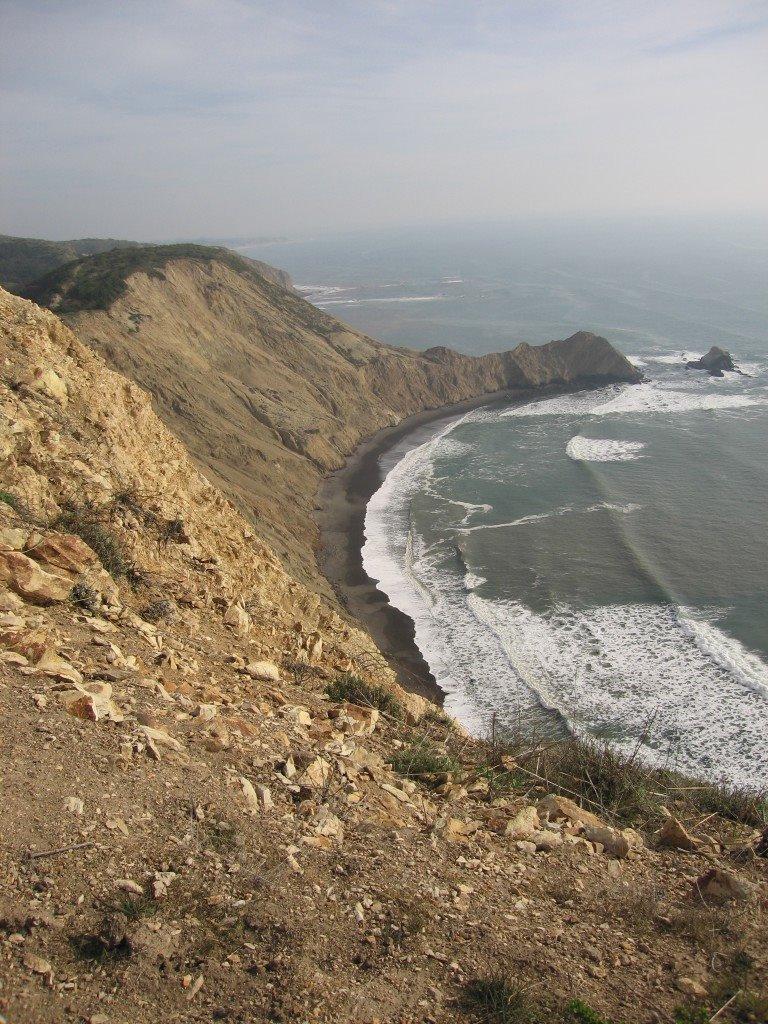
[2,0,767,240]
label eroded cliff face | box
[59,251,639,593]
[0,287,399,696]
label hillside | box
[1,287,766,1024]
[24,244,640,594]
[0,234,138,294]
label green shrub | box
[23,243,288,313]
[672,1007,709,1024]
[70,582,99,611]
[565,1000,614,1024]
[52,501,133,578]
[0,490,34,522]
[690,780,768,829]
[325,673,402,718]
[389,740,459,779]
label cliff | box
[24,244,639,593]
[0,287,764,1024]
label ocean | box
[244,218,768,788]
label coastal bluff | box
[19,242,640,597]
[0,283,765,1024]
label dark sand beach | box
[316,387,528,701]
[316,379,632,703]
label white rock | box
[245,660,280,682]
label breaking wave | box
[504,382,764,418]
[566,437,646,462]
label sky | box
[1,0,767,240]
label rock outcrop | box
[686,346,737,376]
[26,245,640,593]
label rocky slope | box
[25,244,640,593]
[1,288,766,1024]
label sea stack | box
[686,346,737,377]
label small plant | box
[201,818,240,854]
[464,977,543,1024]
[141,598,175,623]
[161,515,186,543]
[389,740,458,779]
[565,1000,614,1024]
[691,781,768,829]
[421,706,454,729]
[114,486,158,527]
[52,501,134,579]
[70,581,100,611]
[325,673,403,719]
[111,894,157,921]
[672,1006,709,1024]
[0,489,34,522]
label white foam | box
[566,437,646,462]
[503,390,607,418]
[648,351,704,365]
[461,596,768,787]
[316,295,442,307]
[464,572,487,591]
[456,501,639,534]
[592,383,762,416]
[678,611,768,699]
[296,283,349,298]
[504,382,764,419]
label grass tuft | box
[475,724,766,830]
[565,1000,615,1024]
[52,500,134,579]
[325,673,403,719]
[464,977,543,1024]
[389,740,459,780]
[0,489,35,522]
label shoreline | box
[316,384,563,702]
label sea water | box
[245,218,768,787]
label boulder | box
[0,550,72,604]
[0,527,29,551]
[439,817,481,842]
[582,823,631,858]
[33,649,83,685]
[24,531,98,575]
[528,829,564,852]
[223,603,251,634]
[23,365,68,403]
[295,756,331,790]
[329,702,379,736]
[504,805,540,839]
[695,868,754,904]
[657,816,700,851]
[61,681,123,722]
[686,346,737,377]
[139,725,185,752]
[537,793,605,829]
[245,660,280,682]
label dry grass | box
[470,720,767,830]
[326,673,403,719]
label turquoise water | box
[245,220,768,786]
